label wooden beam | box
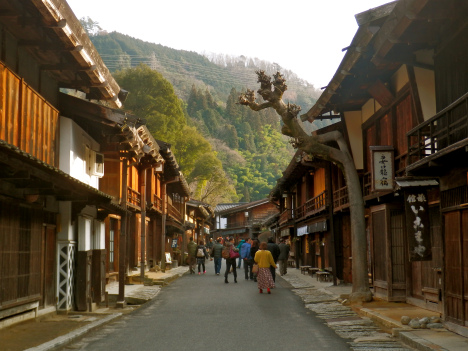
[406,65,425,124]
[0,170,30,180]
[367,80,395,107]
[18,40,83,52]
[41,63,96,71]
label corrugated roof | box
[215,203,247,213]
[0,139,118,203]
[395,179,439,188]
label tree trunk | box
[238,71,372,302]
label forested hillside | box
[84,23,329,205]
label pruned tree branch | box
[238,70,372,302]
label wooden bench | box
[300,266,311,275]
[316,271,333,282]
[308,267,320,276]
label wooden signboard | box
[404,189,432,261]
[370,146,394,192]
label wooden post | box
[326,163,337,285]
[161,181,167,272]
[140,167,146,281]
[117,156,128,308]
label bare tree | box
[239,71,372,302]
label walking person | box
[236,238,245,268]
[187,237,197,274]
[240,238,253,280]
[206,238,214,261]
[250,239,259,282]
[196,240,208,274]
[211,237,224,275]
[254,242,276,294]
[267,237,280,282]
[278,238,290,276]
[224,237,239,283]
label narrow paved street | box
[57,261,351,351]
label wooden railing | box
[407,91,468,166]
[333,186,349,210]
[127,187,140,208]
[279,209,293,225]
[151,194,163,212]
[296,191,327,220]
[167,202,181,220]
[441,185,468,209]
[224,220,248,228]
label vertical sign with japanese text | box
[370,146,394,191]
[404,190,432,261]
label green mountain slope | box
[88,30,331,204]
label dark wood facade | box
[215,199,278,242]
[301,0,468,334]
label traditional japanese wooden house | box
[215,199,278,242]
[0,0,126,323]
[269,147,343,281]
[186,200,213,241]
[152,140,190,269]
[302,0,468,336]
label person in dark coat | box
[224,237,238,283]
[278,238,290,276]
[187,237,197,274]
[266,237,280,282]
[211,237,224,275]
[196,240,209,274]
[250,239,259,282]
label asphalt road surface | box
[58,260,351,350]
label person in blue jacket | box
[236,238,245,268]
[240,238,253,280]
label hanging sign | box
[404,189,432,261]
[370,146,394,191]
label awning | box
[308,220,327,233]
[395,178,439,188]
[297,226,308,237]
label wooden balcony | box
[151,194,163,213]
[279,209,293,225]
[224,220,248,228]
[441,185,468,209]
[333,186,349,211]
[296,191,327,220]
[127,187,140,209]
[407,91,468,170]
[167,202,182,221]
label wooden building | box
[269,147,347,282]
[214,199,278,242]
[0,0,126,323]
[302,0,468,336]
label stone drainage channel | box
[284,275,412,351]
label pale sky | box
[66,0,393,88]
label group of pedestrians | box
[187,237,210,274]
[187,235,290,295]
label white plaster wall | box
[344,110,364,170]
[414,66,436,121]
[57,201,75,242]
[59,116,100,189]
[361,99,381,123]
[78,216,92,252]
[391,65,409,93]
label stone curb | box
[357,307,405,330]
[398,331,449,351]
[27,268,187,351]
[24,313,122,351]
